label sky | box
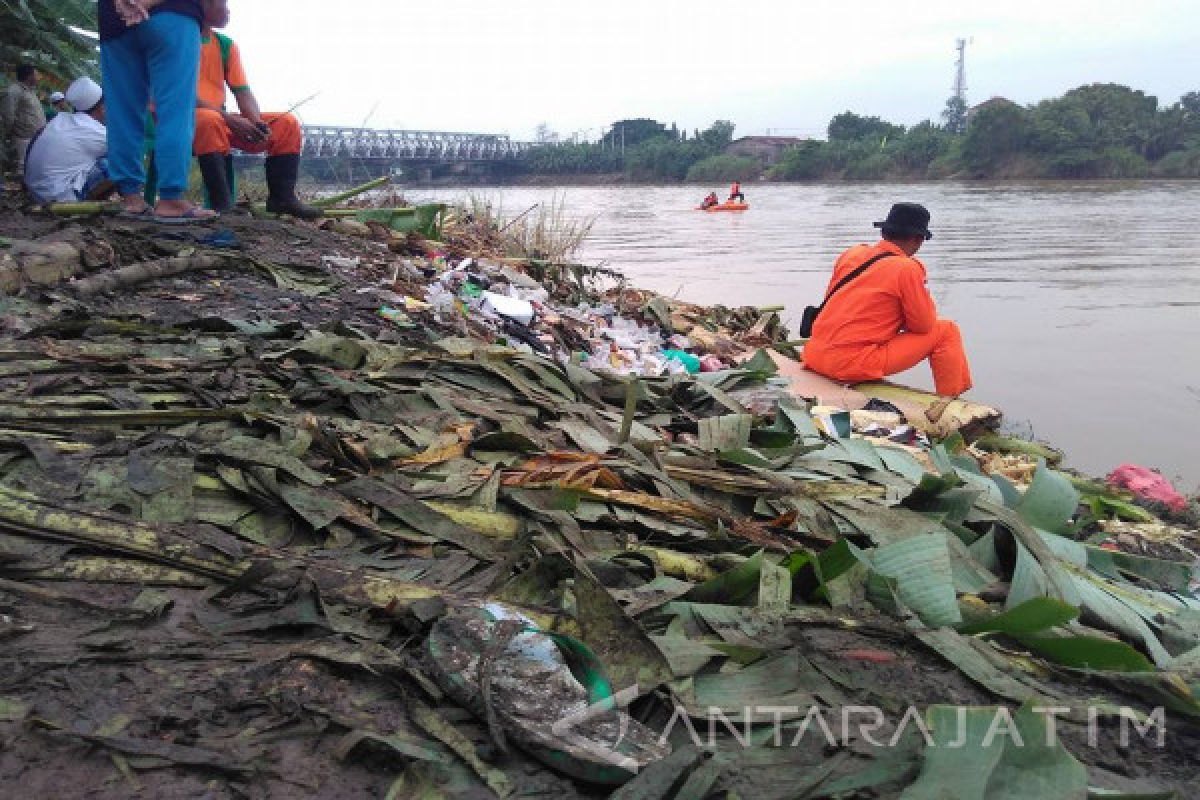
[223,0,1200,141]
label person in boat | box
[700,191,719,209]
[191,0,320,217]
[728,181,744,203]
[24,77,115,204]
[802,203,973,404]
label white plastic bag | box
[481,291,535,325]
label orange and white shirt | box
[197,33,250,110]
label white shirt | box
[24,112,108,203]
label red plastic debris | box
[1106,464,1187,513]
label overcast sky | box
[224,0,1199,141]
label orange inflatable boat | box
[697,202,749,212]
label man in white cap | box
[48,91,71,117]
[24,77,113,204]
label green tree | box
[521,143,623,174]
[1154,146,1200,178]
[1145,104,1188,161]
[827,112,903,143]
[842,150,894,180]
[603,118,669,149]
[1,0,98,81]
[941,95,968,134]
[1059,83,1158,155]
[697,119,735,148]
[893,120,951,172]
[961,99,1031,175]
[1180,91,1200,118]
[625,137,698,180]
[685,154,760,182]
[768,140,830,180]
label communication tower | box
[953,38,968,105]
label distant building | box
[725,136,805,168]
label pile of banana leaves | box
[0,212,1198,799]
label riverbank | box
[0,186,1198,798]
[409,182,1200,489]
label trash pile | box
[0,195,1198,799]
[408,258,787,378]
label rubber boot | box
[196,152,234,213]
[264,154,321,219]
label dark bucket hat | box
[874,202,933,240]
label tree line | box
[524,84,1200,182]
[521,118,748,182]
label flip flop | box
[152,207,219,225]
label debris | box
[1107,463,1189,513]
[427,602,670,784]
[321,254,361,269]
[481,290,535,325]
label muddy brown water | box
[417,182,1200,489]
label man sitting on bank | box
[803,203,973,403]
[192,0,319,217]
[24,77,114,204]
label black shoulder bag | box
[798,253,893,338]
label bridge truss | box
[299,126,537,162]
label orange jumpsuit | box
[802,240,972,396]
[192,33,302,157]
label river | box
[412,183,1200,489]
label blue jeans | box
[100,12,200,201]
[81,158,111,199]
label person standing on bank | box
[802,203,973,407]
[192,0,320,217]
[1,65,47,175]
[98,0,217,222]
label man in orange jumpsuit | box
[803,203,972,399]
[192,0,318,217]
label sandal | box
[152,206,219,225]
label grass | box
[455,193,596,264]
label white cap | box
[65,76,102,113]
[49,91,65,103]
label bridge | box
[299,126,538,162]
